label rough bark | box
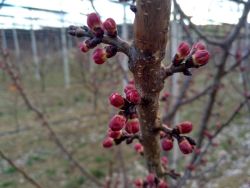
[129,0,171,176]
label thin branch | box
[1,54,103,187]
[0,150,42,188]
[68,26,130,56]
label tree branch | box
[0,150,42,188]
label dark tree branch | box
[0,150,42,188]
[1,53,103,187]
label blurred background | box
[0,0,250,188]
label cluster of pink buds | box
[134,173,169,188]
[102,80,142,148]
[172,41,210,74]
[77,13,119,64]
[160,121,196,155]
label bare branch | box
[0,150,42,188]
[1,53,103,187]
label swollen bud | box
[87,13,104,37]
[92,48,107,64]
[146,173,155,186]
[192,50,210,66]
[177,42,191,58]
[102,137,114,148]
[192,41,206,52]
[134,178,143,188]
[109,115,126,131]
[161,138,174,151]
[79,41,89,53]
[178,138,193,154]
[158,180,169,188]
[108,129,122,139]
[103,18,117,37]
[176,121,193,134]
[134,143,144,154]
[125,118,140,134]
[109,92,124,108]
[125,89,141,104]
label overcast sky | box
[0,0,246,29]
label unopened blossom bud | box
[158,180,169,188]
[108,129,122,139]
[134,178,143,188]
[192,50,210,66]
[79,41,89,53]
[192,41,206,52]
[126,89,141,104]
[134,143,144,154]
[103,18,117,37]
[109,115,126,131]
[178,138,193,154]
[177,42,191,58]
[102,137,114,148]
[109,92,124,108]
[87,13,104,37]
[161,138,174,151]
[124,84,135,94]
[176,121,193,134]
[125,118,140,134]
[161,156,168,167]
[203,130,213,140]
[92,48,107,64]
[146,173,155,186]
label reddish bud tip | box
[108,129,122,139]
[158,180,169,188]
[192,50,210,66]
[79,41,89,53]
[203,130,213,140]
[103,18,117,37]
[161,138,174,151]
[161,156,169,166]
[161,91,170,101]
[124,84,136,94]
[109,115,126,131]
[176,121,193,134]
[177,42,191,58]
[146,173,155,186]
[134,143,144,154]
[186,164,196,171]
[126,89,141,104]
[193,42,206,51]
[134,178,143,188]
[109,92,124,108]
[102,137,114,148]
[178,138,193,154]
[92,48,107,64]
[125,118,140,134]
[87,13,102,31]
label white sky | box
[0,0,247,29]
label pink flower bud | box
[87,13,102,30]
[177,42,191,58]
[124,84,136,94]
[193,42,206,51]
[192,50,210,66]
[92,48,107,64]
[134,143,144,154]
[176,121,193,134]
[178,138,193,154]
[109,92,124,108]
[108,129,122,139]
[125,118,140,134]
[126,89,141,104]
[109,115,126,131]
[158,180,169,188]
[134,178,143,188]
[103,18,117,37]
[146,173,155,186]
[79,41,89,53]
[161,138,174,151]
[161,156,168,166]
[102,137,114,148]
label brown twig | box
[1,53,103,187]
[0,150,42,188]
